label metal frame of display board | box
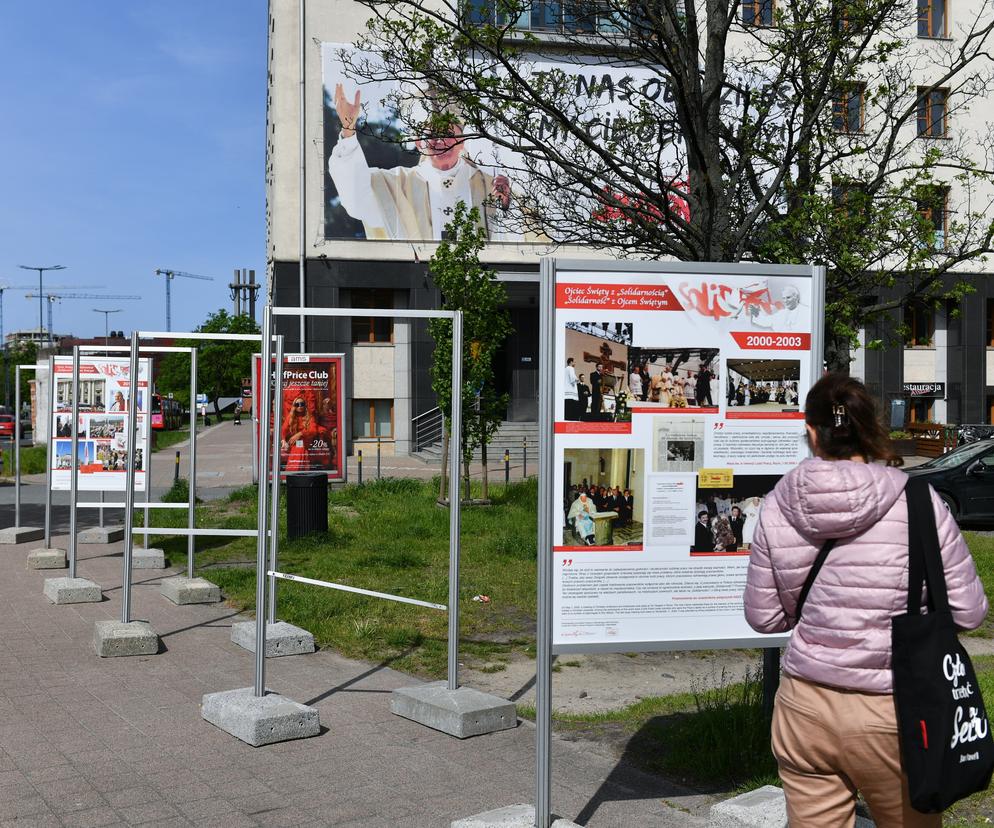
[267,304,467,691]
[57,345,197,580]
[121,330,262,628]
[11,364,36,533]
[533,258,826,828]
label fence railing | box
[412,406,443,452]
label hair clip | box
[832,404,849,427]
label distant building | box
[5,328,69,351]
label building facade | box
[267,0,994,453]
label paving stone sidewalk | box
[0,534,711,827]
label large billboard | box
[322,43,681,243]
[551,263,822,652]
[254,354,345,480]
[51,357,151,492]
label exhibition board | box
[548,261,824,652]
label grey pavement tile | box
[102,787,160,810]
[58,806,124,828]
[112,801,183,826]
[155,784,215,805]
[0,815,62,828]
[0,796,53,821]
[172,799,241,822]
[190,815,259,828]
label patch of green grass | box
[152,426,193,453]
[1,443,47,476]
[519,665,776,790]
[964,533,994,639]
[150,476,538,678]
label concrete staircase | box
[413,421,538,464]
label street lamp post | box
[92,309,122,355]
[18,265,66,348]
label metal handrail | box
[413,407,444,452]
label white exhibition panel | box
[551,264,821,652]
[50,357,152,493]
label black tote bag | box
[891,478,994,813]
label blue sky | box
[0,2,267,341]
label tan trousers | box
[771,674,942,827]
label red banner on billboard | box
[729,332,811,351]
[555,283,683,311]
[254,354,345,480]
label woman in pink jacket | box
[744,373,988,826]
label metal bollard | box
[377,439,381,480]
[522,438,527,479]
[358,450,363,485]
[174,450,180,483]
[504,449,510,484]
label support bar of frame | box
[268,571,446,611]
[139,331,263,342]
[271,306,456,320]
[76,502,188,510]
[254,307,274,697]
[132,527,261,538]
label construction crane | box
[25,293,140,345]
[1,283,103,352]
[153,269,215,331]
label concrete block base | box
[708,786,876,827]
[391,682,517,738]
[27,547,67,569]
[132,547,166,569]
[93,620,159,658]
[78,526,125,544]
[43,577,102,604]
[451,805,580,828]
[230,621,315,657]
[160,576,221,605]
[0,526,45,544]
[200,687,320,747]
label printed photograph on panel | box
[691,474,781,555]
[55,377,107,413]
[563,322,633,423]
[563,448,644,548]
[726,359,801,414]
[626,347,719,411]
[653,417,705,472]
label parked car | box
[905,439,994,525]
[0,415,15,440]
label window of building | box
[742,0,774,26]
[917,0,946,37]
[916,185,949,250]
[466,0,624,32]
[350,288,394,344]
[909,398,935,423]
[905,303,936,347]
[987,298,994,346]
[917,87,949,137]
[352,400,393,439]
[832,84,864,133]
[988,395,994,425]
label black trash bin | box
[286,472,328,540]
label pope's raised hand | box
[334,84,362,138]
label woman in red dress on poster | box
[280,391,320,472]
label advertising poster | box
[553,264,820,651]
[51,357,150,492]
[253,354,345,480]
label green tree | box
[342,0,994,368]
[429,202,512,502]
[157,310,260,418]
[3,340,38,411]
